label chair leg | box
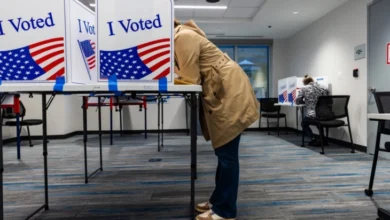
[319,126,325,155]
[301,122,305,147]
[27,126,33,147]
[285,117,288,134]
[267,118,270,135]
[348,124,355,153]
[259,116,262,130]
[277,117,280,136]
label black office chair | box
[3,101,43,147]
[259,98,287,136]
[302,96,354,154]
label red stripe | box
[46,67,65,80]
[88,56,95,62]
[35,50,64,65]
[29,37,64,49]
[138,38,170,50]
[43,57,64,73]
[30,43,64,57]
[138,44,170,57]
[153,67,170,80]
[149,57,170,72]
[90,64,96,69]
[88,59,95,66]
[143,50,170,65]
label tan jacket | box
[174,20,260,149]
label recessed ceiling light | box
[174,5,227,9]
[90,3,96,7]
[293,12,299,14]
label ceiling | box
[79,0,349,39]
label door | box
[368,0,390,156]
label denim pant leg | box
[209,161,221,205]
[302,117,314,139]
[211,134,241,219]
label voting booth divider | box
[278,76,329,104]
[0,0,174,91]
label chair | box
[259,98,287,136]
[3,101,43,147]
[302,96,354,154]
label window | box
[217,45,269,99]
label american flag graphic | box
[100,38,171,80]
[288,89,297,102]
[0,37,65,81]
[279,91,288,103]
[78,39,96,80]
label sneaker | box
[196,210,236,220]
[196,202,212,213]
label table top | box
[368,113,390,121]
[0,83,202,94]
[275,103,305,107]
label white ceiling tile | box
[229,0,265,8]
[194,9,226,18]
[224,8,258,18]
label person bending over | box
[174,19,259,220]
[295,75,329,146]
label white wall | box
[274,0,371,146]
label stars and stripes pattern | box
[100,38,171,80]
[279,90,288,103]
[79,39,96,70]
[288,89,297,102]
[0,37,65,81]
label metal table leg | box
[365,121,383,197]
[110,98,113,146]
[0,96,4,220]
[157,95,161,152]
[190,93,197,219]
[185,96,189,136]
[83,97,89,184]
[161,96,164,149]
[98,98,103,172]
[296,108,299,136]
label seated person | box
[295,75,329,146]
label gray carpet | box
[3,132,390,219]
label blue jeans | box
[209,134,241,219]
[302,117,315,139]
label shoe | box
[308,138,320,147]
[196,210,236,220]
[196,202,212,213]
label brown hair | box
[303,75,314,85]
[174,19,181,28]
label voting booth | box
[96,0,174,84]
[278,76,329,104]
[0,0,97,85]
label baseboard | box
[287,128,367,153]
[2,129,190,145]
[3,127,367,153]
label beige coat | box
[174,21,260,149]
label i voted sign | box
[0,0,67,83]
[69,0,97,84]
[97,0,174,83]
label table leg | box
[144,106,148,139]
[42,94,49,211]
[110,100,113,146]
[161,96,164,149]
[185,97,189,136]
[157,96,161,152]
[365,121,383,197]
[190,93,197,219]
[0,99,4,220]
[296,108,299,136]
[301,107,305,147]
[83,97,89,184]
[98,98,103,171]
[119,106,123,137]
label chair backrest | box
[260,98,280,113]
[315,96,350,120]
[2,101,26,119]
[373,92,390,132]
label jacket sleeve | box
[295,88,305,104]
[174,30,202,85]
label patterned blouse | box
[295,82,329,118]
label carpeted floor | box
[3,132,390,219]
